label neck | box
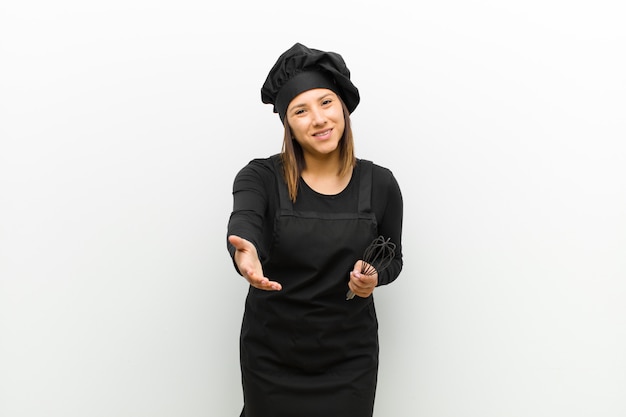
[302,152,341,177]
[301,153,352,195]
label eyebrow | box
[288,92,335,111]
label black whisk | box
[346,235,396,300]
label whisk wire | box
[347,236,396,300]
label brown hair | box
[280,99,356,202]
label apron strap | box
[271,154,294,211]
[358,159,373,214]
[272,154,373,214]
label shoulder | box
[233,154,280,187]
[359,159,403,202]
[231,155,282,200]
[238,154,279,174]
[358,159,397,184]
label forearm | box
[375,171,404,286]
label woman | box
[227,43,403,417]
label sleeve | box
[374,167,404,286]
[226,159,275,273]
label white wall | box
[1,1,624,416]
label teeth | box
[315,130,330,136]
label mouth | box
[312,129,332,139]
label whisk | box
[346,235,396,300]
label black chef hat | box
[261,43,360,123]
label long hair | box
[280,99,356,202]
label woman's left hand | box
[348,260,378,298]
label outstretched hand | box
[228,235,282,291]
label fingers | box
[241,267,282,291]
[348,269,377,298]
[248,273,282,291]
[242,266,282,292]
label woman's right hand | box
[228,235,282,291]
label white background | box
[1,1,625,416]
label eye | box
[322,98,333,106]
[294,108,306,115]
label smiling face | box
[286,88,346,161]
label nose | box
[311,107,327,126]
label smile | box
[313,129,332,138]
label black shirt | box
[227,155,403,286]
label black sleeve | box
[226,158,276,272]
[372,166,404,286]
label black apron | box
[239,156,380,417]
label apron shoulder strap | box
[358,159,373,214]
[270,154,293,211]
